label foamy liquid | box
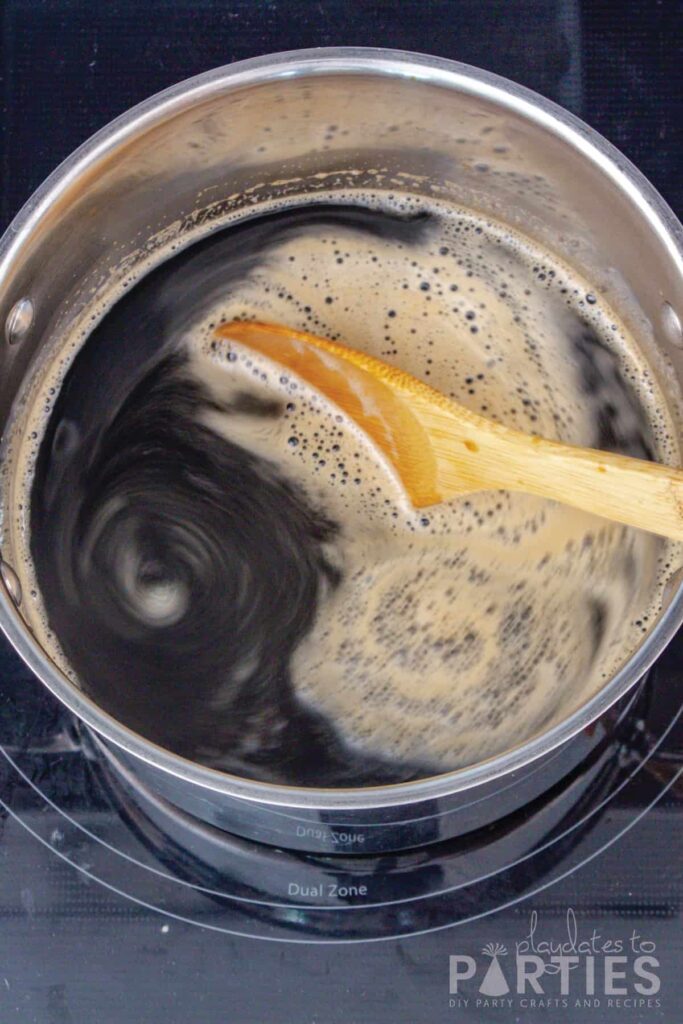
[3,192,682,780]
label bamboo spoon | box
[215,320,683,542]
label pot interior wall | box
[2,65,683,425]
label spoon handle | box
[432,412,683,541]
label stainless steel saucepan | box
[1,48,682,854]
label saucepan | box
[1,48,682,853]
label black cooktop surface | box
[1,2,682,1022]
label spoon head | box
[214,320,450,507]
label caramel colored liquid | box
[3,195,681,785]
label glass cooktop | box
[1,1,681,1021]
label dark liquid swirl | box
[30,205,437,786]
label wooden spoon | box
[215,320,683,541]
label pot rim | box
[1,46,682,811]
